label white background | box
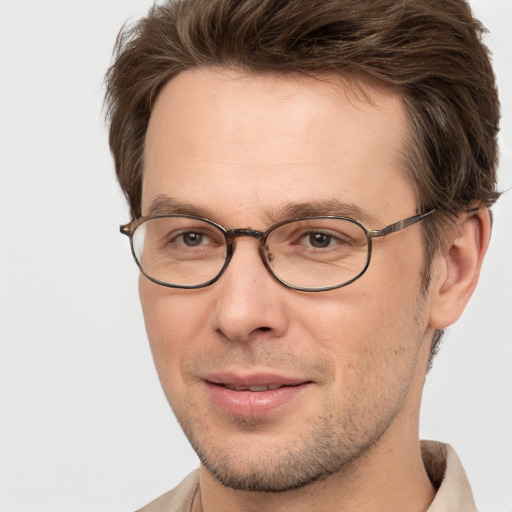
[0,1,510,511]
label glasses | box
[120,210,435,292]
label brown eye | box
[308,233,332,248]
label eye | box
[306,232,334,248]
[180,232,204,247]
[168,228,223,249]
[298,230,350,249]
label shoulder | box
[136,470,199,512]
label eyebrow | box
[145,195,379,227]
[146,195,212,217]
[273,200,378,226]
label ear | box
[428,208,491,330]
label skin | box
[139,68,490,512]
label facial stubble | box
[165,298,429,495]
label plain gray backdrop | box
[0,1,511,511]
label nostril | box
[258,327,271,332]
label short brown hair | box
[105,0,501,360]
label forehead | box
[142,68,414,224]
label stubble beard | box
[171,353,416,494]
[165,295,429,494]
[181,411,394,493]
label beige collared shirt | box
[421,441,477,512]
[137,441,477,512]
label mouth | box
[218,383,298,392]
[203,374,313,417]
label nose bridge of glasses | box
[227,228,265,242]
[225,228,273,268]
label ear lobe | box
[428,209,491,330]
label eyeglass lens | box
[131,216,370,290]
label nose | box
[210,237,289,343]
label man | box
[104,0,500,510]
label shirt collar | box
[422,440,478,512]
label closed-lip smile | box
[202,372,314,417]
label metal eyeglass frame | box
[120,209,436,292]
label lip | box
[203,372,313,418]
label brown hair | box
[105,0,501,361]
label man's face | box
[140,69,434,491]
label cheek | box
[138,279,210,380]
[293,270,427,379]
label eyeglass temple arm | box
[370,207,480,239]
[369,209,436,238]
